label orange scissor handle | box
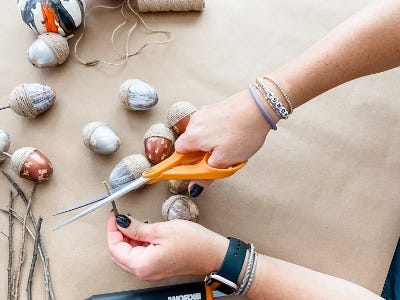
[142,151,247,184]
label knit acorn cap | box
[144,123,176,142]
[166,101,197,128]
[82,121,105,149]
[38,33,70,64]
[10,147,36,175]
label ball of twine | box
[136,0,205,12]
[11,147,36,176]
[38,33,70,64]
[9,84,37,118]
[166,101,197,128]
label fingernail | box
[116,214,131,228]
[189,184,204,197]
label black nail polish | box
[116,214,131,228]
[189,184,204,197]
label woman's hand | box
[107,213,229,281]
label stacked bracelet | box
[235,243,258,296]
[255,78,289,119]
[248,84,277,130]
[263,75,293,114]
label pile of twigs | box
[1,171,55,300]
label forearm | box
[246,254,383,300]
[270,0,400,108]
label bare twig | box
[7,190,15,300]
[13,183,38,300]
[2,172,56,300]
[27,216,43,300]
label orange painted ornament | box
[144,123,175,165]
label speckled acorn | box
[82,122,121,155]
[10,147,53,182]
[0,83,56,118]
[28,33,70,68]
[168,179,190,194]
[119,79,158,111]
[166,101,197,135]
[144,123,175,165]
[108,154,151,189]
[0,129,11,163]
[162,194,199,222]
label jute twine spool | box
[11,147,36,176]
[135,0,205,12]
[38,33,70,64]
[9,84,37,118]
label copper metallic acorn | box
[82,121,121,155]
[119,79,158,111]
[0,129,11,163]
[144,123,175,165]
[28,33,70,68]
[10,147,53,182]
[166,101,197,135]
[18,0,85,37]
[108,154,151,189]
[162,194,199,222]
[168,179,189,195]
[7,83,56,118]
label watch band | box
[205,237,248,295]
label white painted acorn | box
[18,0,85,36]
[9,147,53,182]
[166,101,197,135]
[82,122,121,155]
[168,179,189,195]
[1,83,56,118]
[144,123,175,165]
[0,129,11,163]
[109,154,151,189]
[162,194,199,222]
[119,79,158,111]
[28,33,70,68]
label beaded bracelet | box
[248,84,277,130]
[263,75,293,114]
[255,78,289,119]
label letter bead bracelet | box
[255,78,289,119]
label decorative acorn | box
[0,83,56,118]
[144,123,175,165]
[119,79,158,111]
[162,195,199,222]
[166,101,197,135]
[28,33,70,68]
[0,129,11,163]
[18,0,85,37]
[82,122,121,155]
[108,154,151,189]
[168,179,190,195]
[1,147,53,182]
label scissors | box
[53,151,246,231]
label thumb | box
[115,214,154,243]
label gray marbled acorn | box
[82,122,121,155]
[162,194,199,222]
[28,33,70,68]
[0,129,11,163]
[119,79,158,111]
[108,154,151,189]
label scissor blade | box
[52,182,132,216]
[53,177,150,231]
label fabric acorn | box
[82,122,121,155]
[166,101,197,135]
[0,83,56,118]
[0,129,11,163]
[18,0,85,37]
[144,123,175,165]
[162,194,199,222]
[4,147,53,182]
[119,79,158,111]
[108,154,151,189]
[28,33,70,68]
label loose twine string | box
[74,0,181,66]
